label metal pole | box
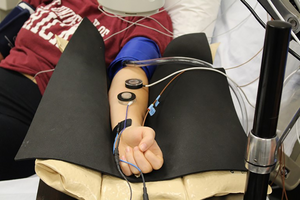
[244,20,291,200]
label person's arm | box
[108,66,163,176]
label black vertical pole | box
[244,21,291,200]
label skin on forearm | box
[109,67,164,175]
[108,66,149,129]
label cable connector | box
[148,104,156,116]
[154,95,160,107]
[143,187,149,200]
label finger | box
[133,146,153,174]
[145,150,164,170]
[139,127,155,152]
[119,155,132,176]
[125,146,140,175]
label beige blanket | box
[36,159,262,200]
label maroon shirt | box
[0,0,172,94]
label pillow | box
[164,0,221,42]
[36,159,262,200]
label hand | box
[116,126,163,176]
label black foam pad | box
[16,19,247,183]
[15,18,115,174]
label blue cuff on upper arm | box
[108,37,161,81]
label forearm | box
[108,66,149,129]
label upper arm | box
[108,10,173,81]
[108,37,161,81]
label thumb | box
[138,127,155,152]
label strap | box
[112,119,132,135]
[107,37,160,81]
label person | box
[0,0,172,180]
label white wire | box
[100,6,173,36]
[32,69,55,81]
[283,67,300,145]
[219,2,272,89]
[98,6,173,40]
[144,66,255,108]
[114,16,173,38]
[224,48,263,71]
[239,77,259,88]
[104,18,146,42]
[32,1,197,84]
[146,66,249,131]
[284,66,300,85]
[146,16,173,35]
[149,0,182,35]
[98,0,257,40]
[234,68,300,107]
[209,0,259,39]
[202,0,238,35]
[145,67,226,88]
[297,119,300,144]
[267,0,300,45]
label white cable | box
[103,18,145,41]
[146,66,250,131]
[145,67,230,89]
[239,76,259,88]
[202,0,238,35]
[283,66,300,85]
[98,6,173,40]
[114,15,173,38]
[32,69,55,81]
[144,66,255,108]
[267,0,300,45]
[146,16,173,35]
[297,119,300,144]
[210,0,259,39]
[224,48,263,70]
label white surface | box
[0,0,19,10]
[212,0,300,156]
[0,175,39,200]
[99,0,164,16]
[165,0,221,42]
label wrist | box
[112,119,132,135]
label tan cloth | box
[35,160,102,200]
[35,159,272,200]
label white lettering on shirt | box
[22,1,111,48]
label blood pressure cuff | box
[108,36,160,81]
[0,2,35,58]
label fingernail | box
[139,143,147,151]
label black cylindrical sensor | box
[125,78,143,89]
